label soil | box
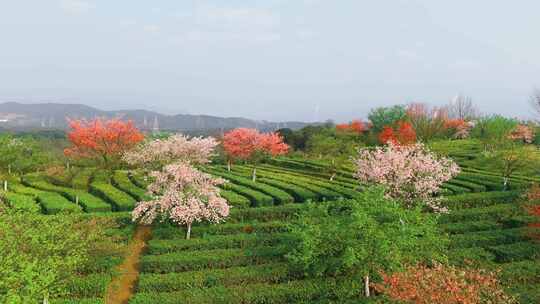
[104,225,152,304]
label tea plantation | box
[1,141,539,303]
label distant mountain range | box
[0,102,311,132]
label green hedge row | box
[140,246,288,273]
[65,273,112,299]
[10,184,82,214]
[259,164,358,189]
[2,192,41,213]
[89,171,136,211]
[208,168,294,204]
[443,190,521,210]
[441,183,471,195]
[71,167,96,189]
[449,228,528,249]
[224,183,274,207]
[229,204,302,222]
[447,179,487,192]
[112,170,150,201]
[23,174,112,212]
[130,279,352,304]
[230,166,343,201]
[439,203,520,224]
[447,246,496,266]
[147,233,294,254]
[219,189,251,208]
[257,165,358,199]
[498,260,540,285]
[51,299,103,304]
[257,178,318,202]
[137,263,293,293]
[457,172,527,191]
[129,171,151,189]
[489,241,540,262]
[152,221,289,240]
[439,220,502,234]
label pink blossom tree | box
[353,143,460,212]
[123,133,229,239]
[132,163,229,239]
[123,134,218,169]
[222,128,289,181]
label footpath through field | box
[105,225,152,304]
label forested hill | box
[0,102,311,132]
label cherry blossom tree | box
[65,118,144,167]
[336,120,365,134]
[132,163,229,239]
[123,134,218,169]
[124,133,229,239]
[508,124,535,144]
[222,128,289,181]
[353,143,460,211]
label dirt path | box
[105,225,152,304]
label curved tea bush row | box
[447,179,487,192]
[257,178,318,202]
[22,174,112,212]
[489,241,540,263]
[72,167,96,189]
[112,170,150,202]
[152,221,289,240]
[65,273,113,299]
[141,246,288,274]
[219,189,251,208]
[440,220,502,234]
[258,163,358,188]
[147,233,294,254]
[442,190,521,209]
[10,183,82,214]
[439,203,521,224]
[442,183,470,195]
[129,279,358,304]
[223,183,274,207]
[207,168,294,204]
[1,192,41,213]
[449,228,529,249]
[137,263,294,293]
[90,171,136,211]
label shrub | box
[2,192,41,213]
[140,246,288,273]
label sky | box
[1,0,540,122]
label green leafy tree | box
[0,207,120,303]
[490,143,538,190]
[472,115,518,151]
[306,132,358,180]
[368,105,407,133]
[287,187,447,298]
[0,135,51,175]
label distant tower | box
[40,118,46,128]
[152,116,160,134]
[48,117,55,128]
[143,116,148,129]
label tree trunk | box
[43,295,49,304]
[503,177,508,191]
[3,181,7,192]
[330,173,336,181]
[364,275,370,297]
[227,160,231,172]
[8,164,11,175]
[252,167,257,182]
[186,223,192,240]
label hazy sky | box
[1,0,540,122]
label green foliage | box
[367,105,407,132]
[287,187,447,281]
[0,209,119,303]
[0,134,53,174]
[471,115,518,150]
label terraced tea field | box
[2,146,539,303]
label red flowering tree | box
[222,128,289,181]
[378,121,417,145]
[64,118,144,167]
[374,263,517,304]
[445,119,473,139]
[336,120,365,134]
[508,124,535,144]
